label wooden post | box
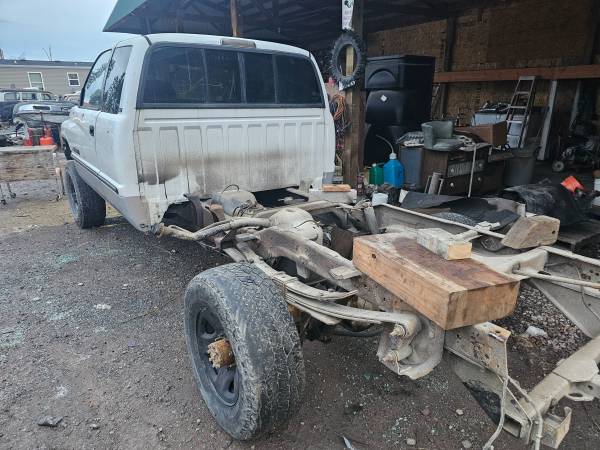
[343,0,364,186]
[539,80,558,161]
[569,0,599,128]
[438,17,456,117]
[230,0,240,37]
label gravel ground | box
[1,180,599,450]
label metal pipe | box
[158,218,271,241]
[514,269,600,290]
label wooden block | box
[501,215,560,249]
[323,183,351,192]
[416,228,474,260]
[353,233,519,330]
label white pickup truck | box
[60,33,600,448]
[61,33,335,231]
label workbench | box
[0,144,65,203]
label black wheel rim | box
[195,310,240,406]
[66,173,79,217]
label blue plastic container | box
[383,152,404,188]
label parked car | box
[0,88,54,102]
[12,101,75,145]
[62,91,81,103]
[0,89,56,122]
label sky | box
[0,0,132,62]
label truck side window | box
[243,53,275,104]
[143,47,206,104]
[205,49,241,103]
[103,46,132,114]
[82,50,112,110]
[4,92,17,100]
[275,55,322,105]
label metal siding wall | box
[0,67,30,90]
[0,66,90,95]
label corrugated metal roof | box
[0,59,93,68]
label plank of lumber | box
[353,233,519,330]
[323,184,352,192]
[416,228,477,260]
[434,64,600,83]
[0,145,63,183]
[501,216,560,249]
[0,144,57,155]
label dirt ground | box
[1,180,600,450]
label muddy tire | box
[65,162,106,229]
[184,263,305,440]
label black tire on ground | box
[184,263,305,440]
[64,162,106,229]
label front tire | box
[184,263,305,440]
[65,162,106,229]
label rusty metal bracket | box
[447,323,600,449]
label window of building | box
[67,73,80,87]
[27,72,44,90]
[82,50,112,110]
[102,46,132,114]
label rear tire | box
[65,162,106,229]
[184,263,305,440]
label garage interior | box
[7,1,598,187]
[102,0,600,251]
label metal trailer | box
[157,192,600,449]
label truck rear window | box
[140,45,323,108]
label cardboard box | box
[456,121,508,147]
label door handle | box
[89,125,95,136]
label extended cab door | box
[94,46,134,203]
[67,49,112,170]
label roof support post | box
[343,0,364,187]
[438,17,456,117]
[230,0,241,37]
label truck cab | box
[60,33,335,232]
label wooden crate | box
[353,233,520,330]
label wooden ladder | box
[506,76,537,149]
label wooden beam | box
[343,0,365,187]
[353,234,520,330]
[438,17,456,117]
[539,80,558,161]
[434,64,600,83]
